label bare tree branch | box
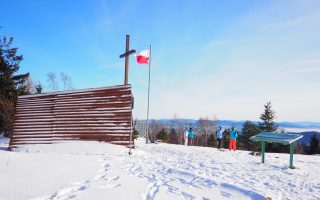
[46,72,58,92]
[61,72,73,90]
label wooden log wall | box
[9,85,133,149]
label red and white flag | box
[135,50,150,64]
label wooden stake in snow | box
[119,35,136,155]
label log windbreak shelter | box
[9,85,133,149]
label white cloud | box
[130,1,320,121]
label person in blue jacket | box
[229,127,238,151]
[188,127,195,146]
[216,126,224,149]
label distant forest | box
[134,117,320,155]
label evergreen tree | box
[168,128,179,144]
[308,134,320,155]
[35,83,43,94]
[238,121,261,151]
[222,128,230,149]
[303,143,309,155]
[0,96,15,137]
[0,35,30,101]
[294,143,305,155]
[157,128,168,142]
[207,133,217,147]
[1,33,29,137]
[133,128,139,139]
[132,119,140,139]
[258,102,285,152]
[258,102,277,132]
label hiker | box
[184,128,189,146]
[229,127,238,151]
[216,126,224,149]
[188,127,195,146]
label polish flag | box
[135,50,150,64]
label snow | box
[18,85,131,99]
[1,135,320,200]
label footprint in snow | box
[99,183,121,189]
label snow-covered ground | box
[1,135,320,200]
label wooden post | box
[145,45,151,143]
[289,143,294,169]
[124,35,130,85]
[129,96,133,155]
[261,141,265,163]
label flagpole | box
[146,45,151,143]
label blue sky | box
[1,0,320,122]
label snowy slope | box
[0,135,319,200]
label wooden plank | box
[9,85,133,149]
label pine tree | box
[1,33,29,137]
[157,128,168,142]
[308,134,320,155]
[0,35,30,101]
[222,129,230,149]
[133,128,139,139]
[35,83,43,94]
[0,96,15,137]
[258,102,288,152]
[168,128,179,144]
[207,133,217,147]
[238,121,261,151]
[294,143,305,154]
[132,119,140,139]
[258,102,277,132]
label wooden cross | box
[119,35,136,85]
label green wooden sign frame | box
[250,132,303,169]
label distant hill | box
[277,121,320,129]
[289,131,320,145]
[150,119,320,130]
